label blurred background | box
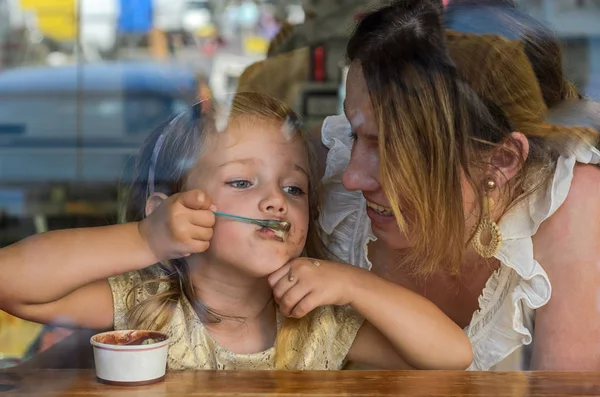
[0,0,599,368]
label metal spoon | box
[213,211,291,232]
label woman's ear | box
[145,192,169,217]
[489,131,529,187]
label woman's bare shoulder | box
[570,163,600,199]
[535,163,600,264]
[529,163,600,370]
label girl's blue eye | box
[227,180,252,189]
[283,186,304,196]
[348,131,357,141]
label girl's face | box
[188,116,311,277]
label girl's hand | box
[138,189,216,261]
[268,258,361,318]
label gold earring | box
[472,178,503,258]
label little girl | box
[0,92,472,370]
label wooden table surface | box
[2,369,600,396]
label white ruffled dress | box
[319,114,600,370]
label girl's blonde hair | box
[122,92,330,369]
[347,0,599,276]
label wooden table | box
[2,369,600,396]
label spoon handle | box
[213,211,289,231]
[213,211,269,228]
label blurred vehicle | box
[0,61,201,242]
[0,61,197,183]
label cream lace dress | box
[319,114,600,370]
[108,270,364,370]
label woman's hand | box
[268,257,361,318]
[138,189,216,262]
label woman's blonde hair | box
[347,0,599,276]
[121,92,330,369]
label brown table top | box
[2,369,600,396]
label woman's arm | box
[270,259,473,370]
[346,269,472,370]
[529,164,600,370]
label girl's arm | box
[0,223,153,329]
[270,258,473,370]
[0,190,215,329]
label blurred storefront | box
[520,0,600,98]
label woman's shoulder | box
[564,162,600,210]
[533,138,600,251]
[512,144,600,260]
[500,145,600,296]
[520,161,600,370]
[535,162,600,263]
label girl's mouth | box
[257,227,287,242]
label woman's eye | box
[227,180,252,189]
[283,186,304,196]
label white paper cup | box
[90,330,169,386]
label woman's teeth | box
[367,201,394,216]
